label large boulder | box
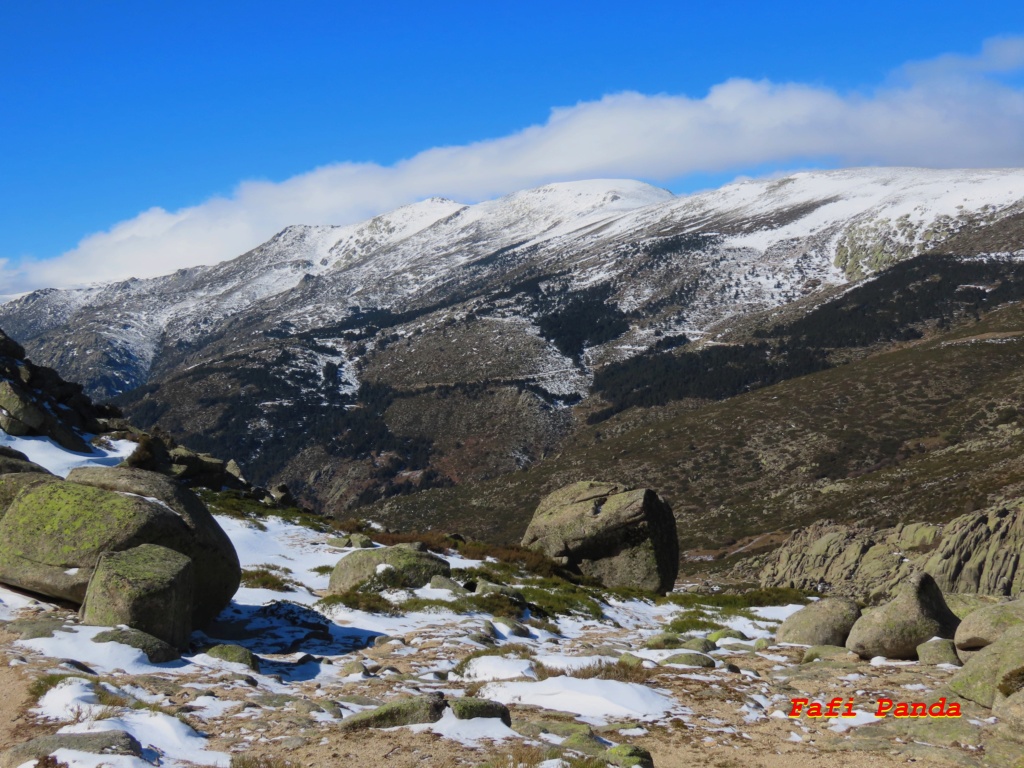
[845,572,960,660]
[0,472,59,518]
[338,693,446,731]
[328,545,450,594]
[954,601,1024,661]
[949,625,1024,708]
[0,446,51,476]
[0,472,238,625]
[0,479,193,603]
[65,466,240,624]
[521,481,679,594]
[82,544,195,649]
[776,598,861,646]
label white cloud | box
[6,37,1024,294]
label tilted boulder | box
[845,572,960,660]
[954,600,1024,661]
[82,544,195,650]
[776,598,861,646]
[521,481,679,594]
[328,545,450,594]
[65,466,240,624]
[0,470,239,625]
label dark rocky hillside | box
[370,260,1024,552]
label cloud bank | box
[5,37,1024,294]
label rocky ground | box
[1,508,1021,768]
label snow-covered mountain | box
[3,167,1023,512]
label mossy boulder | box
[92,627,181,663]
[429,575,470,594]
[678,637,717,653]
[917,638,962,666]
[493,616,530,638]
[82,544,194,649]
[605,744,655,768]
[206,643,261,671]
[66,466,240,624]
[708,628,749,643]
[328,533,375,549]
[954,600,1024,661]
[328,546,450,594]
[949,626,1024,707]
[0,472,59,519]
[0,731,142,768]
[664,651,715,668]
[338,693,446,731]
[0,456,50,476]
[521,481,679,594]
[846,572,960,659]
[618,652,646,667]
[644,633,681,649]
[993,688,1024,729]
[0,479,193,604]
[448,697,512,726]
[776,598,860,646]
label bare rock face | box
[924,505,1024,596]
[845,572,961,660]
[521,481,679,594]
[757,520,935,601]
[759,501,1024,602]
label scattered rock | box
[1,731,142,768]
[664,652,715,668]
[677,637,717,653]
[448,697,512,726]
[917,638,962,666]
[521,481,679,594]
[206,644,261,672]
[429,575,470,594]
[328,546,450,593]
[92,627,181,663]
[775,598,861,646]
[605,744,654,768]
[493,616,531,638]
[708,628,749,644]
[82,544,195,649]
[845,572,960,659]
[801,645,854,664]
[4,617,71,639]
[337,692,446,731]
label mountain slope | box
[370,275,1024,551]
[3,168,1023,514]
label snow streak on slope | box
[3,167,1024,417]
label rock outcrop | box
[758,500,1024,602]
[0,329,117,453]
[845,572,960,659]
[521,481,679,594]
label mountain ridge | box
[3,167,1023,516]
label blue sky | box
[2,1,1024,292]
